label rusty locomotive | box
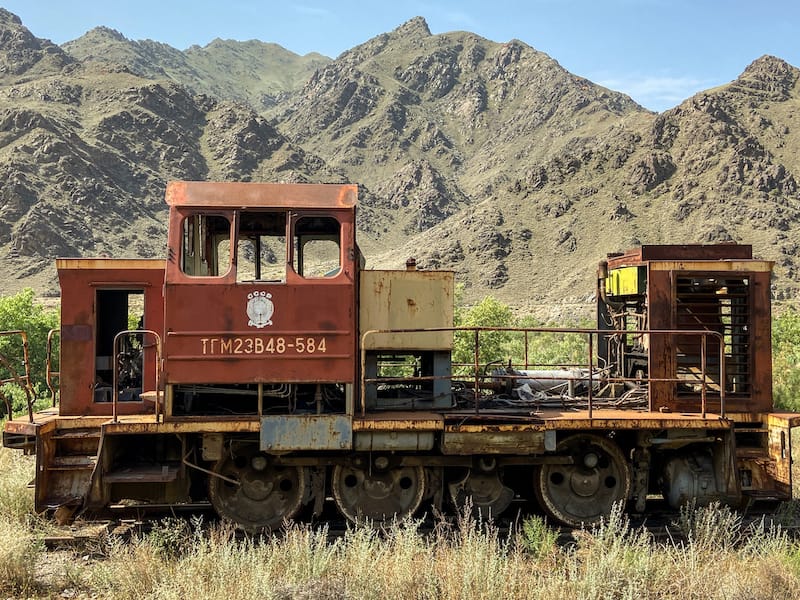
[2,181,798,529]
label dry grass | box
[0,446,42,597]
[2,444,800,599]
[60,504,800,600]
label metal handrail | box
[111,329,163,423]
[0,330,35,422]
[46,328,60,407]
[359,326,726,419]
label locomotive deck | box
[7,405,752,438]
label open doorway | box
[94,289,144,403]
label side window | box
[293,217,341,278]
[237,212,287,282]
[181,214,231,277]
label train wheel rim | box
[208,449,308,532]
[332,463,425,524]
[535,434,631,527]
[448,469,515,520]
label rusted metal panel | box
[640,244,753,261]
[539,409,732,430]
[649,260,771,272]
[767,412,800,428]
[647,268,674,411]
[165,181,357,209]
[4,419,46,436]
[445,423,546,433]
[767,413,796,496]
[57,260,165,417]
[260,415,352,451]
[162,186,358,391]
[102,418,260,435]
[750,271,773,411]
[55,259,165,271]
[354,431,434,451]
[353,413,443,431]
[163,284,356,384]
[607,245,754,266]
[644,257,775,414]
[442,430,546,455]
[360,270,454,350]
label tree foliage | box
[772,309,800,411]
[453,295,590,374]
[0,289,59,414]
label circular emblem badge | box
[246,291,274,328]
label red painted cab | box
[56,259,165,416]
[162,181,359,418]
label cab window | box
[293,216,341,278]
[236,211,287,282]
[181,214,231,277]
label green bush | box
[453,296,516,370]
[453,295,591,374]
[0,289,59,416]
[772,310,800,410]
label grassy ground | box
[3,447,800,599]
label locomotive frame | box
[3,181,799,529]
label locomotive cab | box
[162,181,359,424]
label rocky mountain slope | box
[62,26,329,112]
[1,9,799,318]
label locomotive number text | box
[200,336,328,355]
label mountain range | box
[1,9,799,319]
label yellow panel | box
[606,266,645,296]
[360,270,454,350]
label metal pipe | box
[46,329,60,407]
[112,329,162,423]
[474,329,480,415]
[588,332,594,419]
[701,335,707,419]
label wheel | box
[332,461,425,524]
[208,447,308,532]
[448,460,514,520]
[535,434,631,527]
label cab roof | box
[165,181,358,210]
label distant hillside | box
[1,9,799,319]
[62,26,330,111]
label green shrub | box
[453,295,591,375]
[773,310,800,410]
[0,289,59,416]
[519,515,559,559]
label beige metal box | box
[359,270,454,350]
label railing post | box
[474,329,480,415]
[719,338,726,418]
[700,334,707,419]
[112,329,162,423]
[524,330,530,370]
[587,332,594,419]
[46,329,60,408]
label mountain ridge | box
[1,12,799,319]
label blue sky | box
[2,0,798,112]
